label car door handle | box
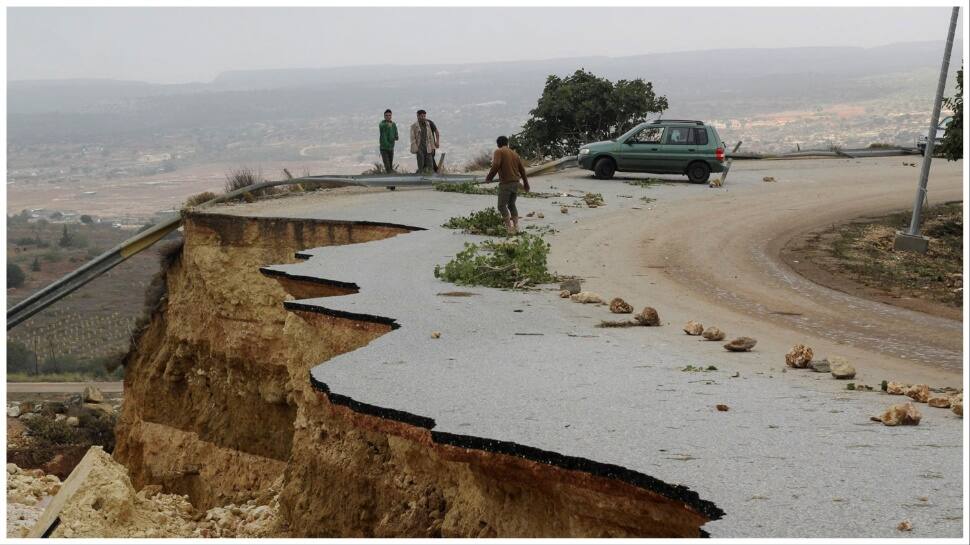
[650,148,658,151]
[687,148,695,151]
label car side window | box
[690,128,709,146]
[666,127,691,145]
[631,127,664,144]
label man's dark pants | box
[380,149,394,173]
[416,149,434,173]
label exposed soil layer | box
[114,211,719,537]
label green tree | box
[941,68,962,161]
[58,224,73,247]
[7,263,26,288]
[80,214,94,224]
[6,340,36,374]
[511,69,668,159]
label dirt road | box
[548,156,963,385]
[6,382,124,394]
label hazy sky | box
[6,7,964,84]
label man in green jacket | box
[379,109,399,173]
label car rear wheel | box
[593,157,616,179]
[687,161,711,184]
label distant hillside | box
[7,41,962,146]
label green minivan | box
[577,120,726,183]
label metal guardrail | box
[6,159,576,330]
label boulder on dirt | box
[83,385,105,404]
[634,307,660,326]
[66,416,80,427]
[724,337,757,352]
[897,520,913,532]
[785,344,814,368]
[559,289,571,298]
[683,320,704,335]
[927,396,951,408]
[829,357,856,379]
[702,327,725,341]
[66,394,83,407]
[537,212,545,219]
[877,402,922,426]
[560,206,568,214]
[570,291,603,304]
[763,176,776,182]
[8,404,22,418]
[560,278,582,295]
[886,381,908,395]
[905,384,930,403]
[810,359,831,373]
[715,404,729,412]
[609,297,633,314]
[950,393,962,417]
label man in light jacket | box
[410,109,440,174]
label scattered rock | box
[897,520,913,532]
[829,357,856,379]
[559,289,571,298]
[525,211,535,217]
[7,404,22,418]
[905,384,929,403]
[702,327,726,341]
[715,404,729,412]
[66,394,83,407]
[570,291,603,304]
[723,337,757,352]
[886,381,908,395]
[634,307,660,326]
[55,413,68,422]
[609,297,633,314]
[560,206,568,214]
[66,416,80,427]
[537,212,544,219]
[762,176,776,182]
[560,278,582,295]
[83,385,105,404]
[809,359,831,373]
[927,396,951,408]
[877,402,922,426]
[709,177,723,188]
[785,344,814,368]
[430,331,441,339]
[683,320,704,335]
[951,393,962,417]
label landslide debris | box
[41,447,281,539]
[434,233,555,289]
[6,464,61,538]
[702,327,725,341]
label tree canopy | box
[511,69,668,160]
[940,68,962,161]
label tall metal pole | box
[907,6,960,237]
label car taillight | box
[716,147,725,162]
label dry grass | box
[463,151,493,172]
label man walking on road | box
[410,109,440,174]
[485,135,530,235]
[379,109,399,173]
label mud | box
[114,211,718,537]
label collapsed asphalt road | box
[216,155,963,537]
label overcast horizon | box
[7,6,964,84]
